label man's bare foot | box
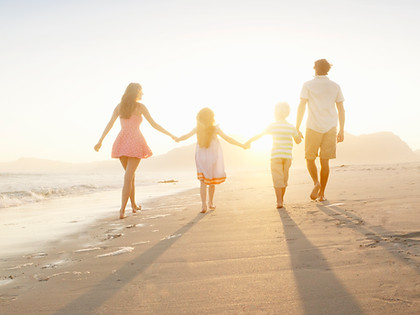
[310,183,320,200]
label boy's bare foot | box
[310,183,320,200]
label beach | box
[1,163,420,314]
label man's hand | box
[337,130,344,143]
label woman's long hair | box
[196,107,216,148]
[119,83,142,118]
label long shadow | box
[316,202,420,275]
[56,212,206,314]
[279,210,364,315]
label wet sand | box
[1,163,420,314]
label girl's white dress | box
[195,132,226,185]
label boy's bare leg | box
[275,187,284,208]
[208,185,216,210]
[200,181,207,213]
[319,158,330,201]
[306,159,320,200]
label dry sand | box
[1,162,420,314]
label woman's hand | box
[94,142,102,152]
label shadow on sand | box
[279,209,363,315]
[56,212,207,314]
[316,202,420,275]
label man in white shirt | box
[296,59,345,201]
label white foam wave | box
[0,184,107,209]
[96,247,134,258]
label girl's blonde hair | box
[119,83,142,119]
[196,107,216,148]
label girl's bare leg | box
[200,181,207,213]
[120,158,142,212]
[208,185,216,210]
[119,157,141,219]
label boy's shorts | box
[305,127,336,160]
[271,158,292,188]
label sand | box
[1,163,420,314]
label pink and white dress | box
[111,115,152,159]
[195,131,226,185]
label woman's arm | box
[216,127,246,149]
[141,104,177,140]
[175,128,196,142]
[94,106,119,151]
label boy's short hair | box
[275,102,290,120]
[314,59,332,75]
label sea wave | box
[0,184,112,209]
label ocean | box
[0,170,197,209]
[0,170,199,257]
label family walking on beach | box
[94,59,345,219]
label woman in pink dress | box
[94,83,176,219]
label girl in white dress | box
[176,108,247,213]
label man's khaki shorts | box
[305,127,336,160]
[271,158,292,188]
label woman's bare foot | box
[200,208,207,213]
[310,183,320,200]
[208,204,216,211]
[276,203,284,209]
[119,210,126,219]
[132,204,142,213]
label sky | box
[1,0,420,163]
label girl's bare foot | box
[310,183,320,200]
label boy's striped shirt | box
[267,121,298,159]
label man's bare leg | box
[306,159,320,200]
[319,158,330,201]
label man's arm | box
[296,98,307,138]
[336,101,345,142]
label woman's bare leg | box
[200,181,207,213]
[120,158,142,212]
[119,157,140,219]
